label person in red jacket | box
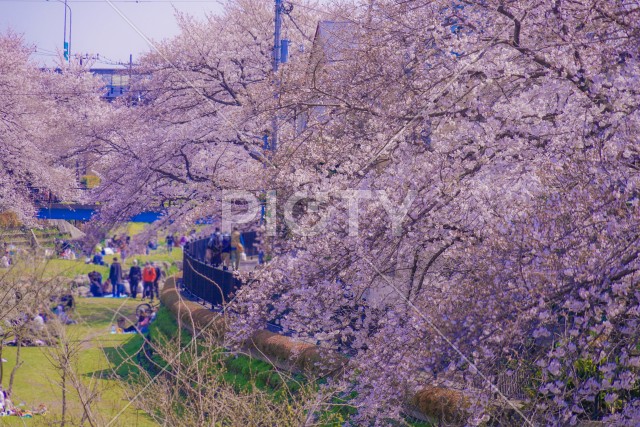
[142,262,157,301]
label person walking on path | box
[142,262,157,301]
[166,234,175,253]
[207,228,223,267]
[230,227,245,270]
[128,259,142,299]
[221,232,232,270]
[152,262,162,302]
[109,257,123,298]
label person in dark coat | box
[207,228,223,267]
[92,252,104,265]
[109,257,123,298]
[166,234,174,253]
[152,262,162,301]
[128,259,142,299]
[88,271,103,297]
[221,233,231,270]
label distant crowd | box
[205,227,247,270]
[91,231,194,266]
[88,258,163,301]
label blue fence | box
[181,233,286,333]
[182,235,256,307]
[182,251,241,307]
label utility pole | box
[270,0,292,152]
[63,0,67,60]
[260,0,289,262]
[273,0,284,74]
[270,0,284,152]
[48,0,72,60]
[62,0,71,61]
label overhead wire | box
[35,46,59,54]
[284,9,312,42]
[34,48,59,57]
[0,0,220,3]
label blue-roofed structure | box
[36,203,163,223]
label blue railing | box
[182,251,241,307]
[182,234,285,333]
[182,235,256,307]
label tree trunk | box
[61,369,67,427]
[0,334,5,385]
[8,336,23,396]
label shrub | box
[0,211,21,228]
[80,174,101,189]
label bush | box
[80,174,101,189]
[0,211,21,228]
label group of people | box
[165,231,194,253]
[88,258,163,301]
[55,238,77,260]
[115,307,156,334]
[205,227,246,270]
[5,298,75,348]
[91,235,130,265]
[145,231,193,254]
[0,384,45,418]
[0,251,11,268]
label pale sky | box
[0,0,224,67]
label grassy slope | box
[25,247,183,280]
[120,310,431,427]
[0,298,157,426]
[0,221,430,426]
[0,297,431,427]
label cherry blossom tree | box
[228,0,640,424]
[84,0,639,424]
[85,0,320,233]
[0,33,105,223]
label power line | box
[33,52,58,57]
[4,92,105,96]
[0,0,220,3]
[285,12,312,42]
[35,46,59,54]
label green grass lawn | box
[41,258,110,279]
[125,247,183,268]
[0,294,430,426]
[3,247,183,282]
[0,298,158,426]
